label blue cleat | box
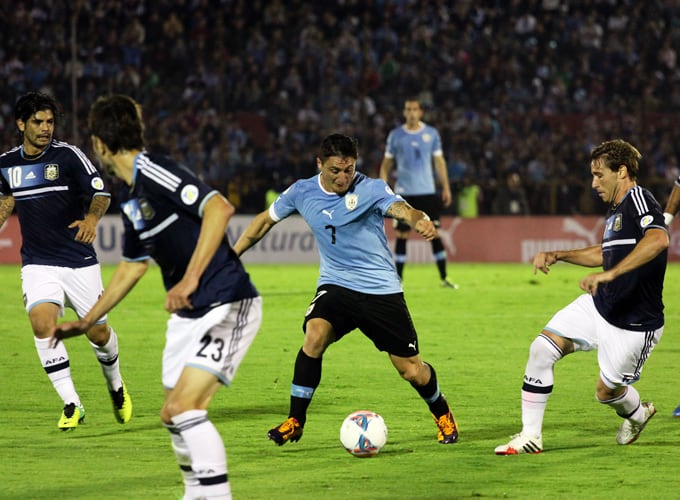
[673,404,680,418]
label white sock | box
[35,336,80,406]
[90,326,123,391]
[521,334,563,438]
[600,386,645,423]
[521,391,550,438]
[172,410,231,500]
[165,423,201,499]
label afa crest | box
[345,193,358,211]
[139,198,155,220]
[44,164,59,181]
[613,214,623,231]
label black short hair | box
[14,92,61,124]
[319,133,359,162]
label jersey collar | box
[20,143,50,160]
[402,121,425,134]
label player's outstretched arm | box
[533,244,603,275]
[386,200,436,241]
[70,193,111,244]
[51,260,149,346]
[233,209,278,257]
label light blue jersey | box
[384,122,443,196]
[270,172,403,294]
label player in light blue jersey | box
[53,94,262,500]
[0,92,131,430]
[234,133,459,447]
[380,98,457,288]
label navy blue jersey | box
[0,139,109,267]
[119,152,258,318]
[594,186,667,330]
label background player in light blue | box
[235,133,459,447]
[380,97,457,288]
[0,92,131,430]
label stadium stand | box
[1,1,679,214]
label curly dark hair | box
[14,92,61,124]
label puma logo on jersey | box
[322,209,334,219]
[408,341,417,350]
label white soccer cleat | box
[616,402,656,445]
[494,433,543,455]
[441,279,459,289]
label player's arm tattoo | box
[0,195,15,225]
[386,200,422,226]
[87,194,111,221]
[386,200,409,222]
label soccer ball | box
[339,410,388,457]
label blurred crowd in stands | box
[2,0,680,215]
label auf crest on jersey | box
[44,164,59,181]
[345,193,358,211]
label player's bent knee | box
[595,378,623,402]
[393,358,422,383]
[401,370,420,384]
[87,323,110,345]
[528,333,564,368]
[162,387,209,421]
[302,321,333,356]
[29,318,59,338]
[160,406,173,425]
[161,398,187,421]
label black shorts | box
[303,284,420,358]
[394,194,441,232]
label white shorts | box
[21,264,107,324]
[545,294,662,386]
[162,296,263,389]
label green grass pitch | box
[2,262,680,499]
